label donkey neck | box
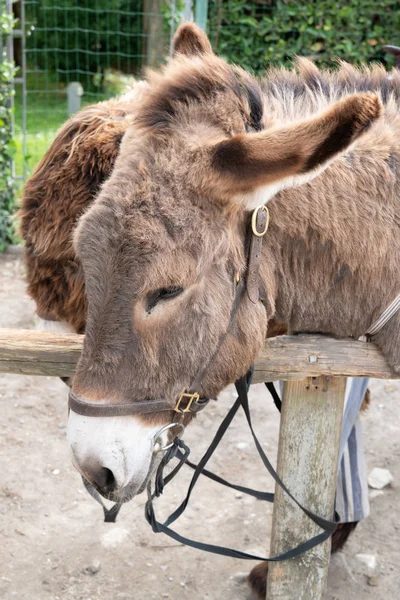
[260,155,400,340]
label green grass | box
[14,73,109,180]
[14,95,66,177]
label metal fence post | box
[7,0,27,181]
[267,376,346,599]
[67,82,83,116]
[194,0,208,31]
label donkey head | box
[67,24,381,503]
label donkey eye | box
[146,287,184,312]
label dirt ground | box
[1,249,399,600]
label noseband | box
[68,202,400,562]
[68,204,270,434]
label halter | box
[68,204,400,561]
[68,204,270,428]
[365,293,400,337]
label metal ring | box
[152,422,185,454]
[251,205,270,237]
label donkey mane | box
[134,54,400,140]
[263,58,400,122]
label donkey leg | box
[248,522,358,600]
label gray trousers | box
[335,377,370,523]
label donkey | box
[19,23,399,599]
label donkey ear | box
[208,92,382,209]
[172,23,213,57]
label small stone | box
[161,595,169,599]
[180,582,186,587]
[101,527,129,549]
[367,574,380,586]
[230,572,248,584]
[57,422,66,429]
[384,383,397,393]
[356,554,377,570]
[85,559,101,575]
[168,577,174,582]
[235,442,248,450]
[368,467,393,490]
[15,529,25,536]
[235,492,243,499]
[19,418,24,424]
[52,469,60,476]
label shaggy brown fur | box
[19,90,146,331]
[19,23,397,594]
[172,21,212,57]
[20,23,397,408]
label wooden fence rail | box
[1,327,398,600]
[0,328,398,380]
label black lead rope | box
[82,476,122,523]
[144,368,339,562]
[265,381,282,413]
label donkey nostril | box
[92,467,117,493]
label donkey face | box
[67,24,381,503]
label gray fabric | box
[335,378,370,523]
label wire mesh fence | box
[14,0,174,178]
[11,0,400,182]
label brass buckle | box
[251,205,270,237]
[174,391,201,414]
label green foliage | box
[161,0,185,34]
[208,0,400,73]
[0,1,17,252]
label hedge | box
[208,0,400,73]
[0,1,16,252]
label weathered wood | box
[0,329,398,379]
[252,334,399,382]
[267,376,346,600]
[0,329,83,377]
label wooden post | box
[267,376,346,600]
[142,0,169,67]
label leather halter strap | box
[246,205,270,303]
[68,205,270,418]
[68,392,210,417]
[365,292,400,337]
